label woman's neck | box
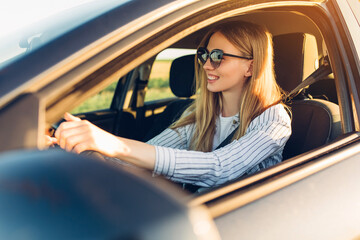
[221,91,242,117]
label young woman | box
[53,21,292,188]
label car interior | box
[55,9,343,192]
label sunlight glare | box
[0,0,94,38]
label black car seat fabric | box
[169,55,197,98]
[282,99,341,159]
[142,54,196,141]
[307,78,338,104]
[273,33,305,93]
[273,33,341,160]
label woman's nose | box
[203,58,214,70]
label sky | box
[0,0,94,39]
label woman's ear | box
[245,60,253,77]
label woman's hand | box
[45,135,58,147]
[55,113,126,157]
[55,112,156,170]
[43,127,58,148]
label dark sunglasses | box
[197,47,253,69]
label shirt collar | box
[216,113,240,127]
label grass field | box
[71,60,174,114]
[145,60,174,101]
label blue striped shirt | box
[147,104,291,187]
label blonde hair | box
[171,21,285,152]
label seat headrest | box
[169,54,196,98]
[273,33,318,93]
[273,33,305,93]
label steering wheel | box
[48,121,149,175]
[80,150,107,161]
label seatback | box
[283,99,341,159]
[273,33,306,93]
[307,78,338,104]
[273,33,341,160]
[143,54,196,141]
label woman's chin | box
[207,83,222,93]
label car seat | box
[273,32,341,160]
[142,54,196,141]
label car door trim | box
[189,133,360,217]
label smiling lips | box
[207,74,219,83]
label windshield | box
[0,0,131,69]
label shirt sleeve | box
[153,104,292,187]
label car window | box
[0,0,131,69]
[145,48,196,102]
[70,81,117,114]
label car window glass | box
[0,0,130,69]
[70,81,117,114]
[145,48,196,102]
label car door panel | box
[214,140,360,240]
[138,98,176,140]
[75,109,118,133]
[76,109,136,139]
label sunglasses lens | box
[197,48,223,68]
[197,48,208,64]
[210,50,222,68]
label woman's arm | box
[55,104,290,187]
[152,104,291,187]
[55,113,156,170]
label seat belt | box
[215,56,332,150]
[284,56,332,101]
[215,127,238,150]
[135,63,151,139]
